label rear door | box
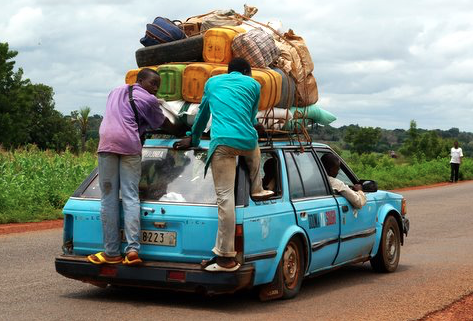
[69,147,221,263]
[284,149,341,273]
[315,150,377,264]
[137,147,220,263]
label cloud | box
[2,6,44,47]
[1,0,473,132]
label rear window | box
[80,148,217,205]
[139,148,217,204]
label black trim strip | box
[340,228,376,242]
[308,255,371,278]
[311,238,339,252]
[244,250,277,262]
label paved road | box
[1,182,473,321]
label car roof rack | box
[257,115,315,151]
[144,112,317,151]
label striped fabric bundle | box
[231,28,280,68]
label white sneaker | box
[252,190,274,200]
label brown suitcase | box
[295,73,318,107]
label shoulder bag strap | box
[128,85,146,145]
[128,85,140,126]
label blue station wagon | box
[55,138,409,300]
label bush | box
[347,153,473,190]
[0,147,96,223]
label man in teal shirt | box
[175,58,273,271]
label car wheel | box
[370,215,401,272]
[281,238,304,299]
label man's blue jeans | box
[98,152,141,257]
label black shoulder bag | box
[128,85,146,145]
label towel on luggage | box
[232,28,280,68]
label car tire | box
[135,35,204,67]
[281,238,304,299]
[370,215,401,273]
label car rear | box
[55,140,254,294]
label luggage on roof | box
[182,63,220,103]
[252,68,282,110]
[295,73,318,107]
[135,35,203,67]
[203,26,246,64]
[157,64,187,101]
[130,7,336,134]
[231,28,280,68]
[125,66,159,84]
[272,68,295,109]
[140,17,187,47]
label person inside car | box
[321,153,366,209]
[262,157,278,192]
[174,58,274,272]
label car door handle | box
[140,207,155,213]
[342,205,349,213]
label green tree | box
[399,120,420,157]
[344,126,381,154]
[0,42,79,151]
[72,107,91,153]
[27,84,79,151]
[400,120,450,160]
[0,43,32,148]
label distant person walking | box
[450,141,463,183]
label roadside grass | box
[0,146,96,224]
[346,153,473,190]
[1,147,472,223]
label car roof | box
[144,138,330,149]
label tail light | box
[99,266,117,277]
[167,270,186,283]
[401,198,407,216]
[234,224,244,253]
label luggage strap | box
[128,85,145,145]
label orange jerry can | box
[125,66,159,85]
[157,64,187,101]
[182,63,218,103]
[203,26,246,64]
[210,66,228,77]
[252,69,282,110]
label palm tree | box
[75,107,91,153]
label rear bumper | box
[55,255,254,295]
[403,216,410,236]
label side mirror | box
[360,180,378,193]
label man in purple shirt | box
[88,68,173,266]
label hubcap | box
[283,243,299,289]
[386,228,397,263]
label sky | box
[1,0,473,132]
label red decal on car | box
[325,210,337,225]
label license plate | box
[121,229,176,246]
